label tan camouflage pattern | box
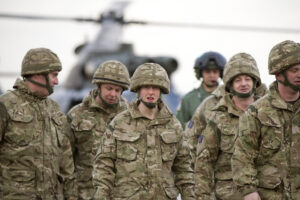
[130,63,170,94]
[92,60,130,90]
[67,89,128,200]
[0,79,77,200]
[268,40,300,74]
[232,81,300,199]
[93,100,195,200]
[223,53,261,90]
[184,84,225,168]
[21,48,62,76]
[194,93,244,200]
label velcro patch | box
[198,135,203,143]
[188,121,194,129]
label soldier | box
[232,40,300,200]
[67,60,130,200]
[0,48,77,199]
[176,51,226,129]
[93,63,195,200]
[185,53,267,169]
[194,52,265,200]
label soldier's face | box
[202,69,220,88]
[232,74,253,94]
[139,85,161,103]
[29,71,59,96]
[100,83,122,104]
[284,64,300,86]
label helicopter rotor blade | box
[0,13,99,23]
[126,20,300,35]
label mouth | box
[107,99,116,104]
[146,96,155,102]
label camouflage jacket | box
[194,93,245,200]
[67,89,128,200]
[185,83,267,170]
[184,85,225,169]
[0,79,77,200]
[93,100,195,200]
[232,82,300,199]
[176,83,212,129]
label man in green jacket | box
[232,40,300,200]
[176,51,226,129]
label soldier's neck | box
[232,95,254,111]
[202,83,218,93]
[138,102,158,120]
[277,83,300,102]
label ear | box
[275,73,282,81]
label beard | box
[204,80,218,88]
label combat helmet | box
[223,53,261,97]
[130,63,170,94]
[194,51,226,79]
[21,48,62,76]
[92,60,130,90]
[268,40,300,75]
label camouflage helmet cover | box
[268,40,300,74]
[21,48,62,76]
[92,60,130,90]
[130,63,170,94]
[223,52,261,90]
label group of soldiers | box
[0,39,299,200]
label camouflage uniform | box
[185,53,267,169]
[93,63,194,200]
[194,53,263,200]
[184,84,225,168]
[0,48,77,200]
[67,60,129,200]
[232,40,300,200]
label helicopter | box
[0,1,181,113]
[1,0,300,114]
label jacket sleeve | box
[194,119,219,200]
[172,124,195,200]
[231,108,260,196]
[59,116,78,199]
[184,102,207,169]
[93,124,116,200]
[0,102,8,143]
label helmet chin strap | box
[277,71,300,91]
[137,94,160,109]
[98,87,119,108]
[26,74,53,95]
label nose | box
[55,77,59,85]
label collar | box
[213,93,244,117]
[128,99,172,126]
[13,78,47,101]
[269,81,300,112]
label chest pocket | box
[257,109,282,159]
[218,119,238,153]
[114,130,141,161]
[6,107,34,146]
[71,118,96,152]
[160,131,180,161]
[51,114,65,148]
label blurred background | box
[1,0,300,112]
